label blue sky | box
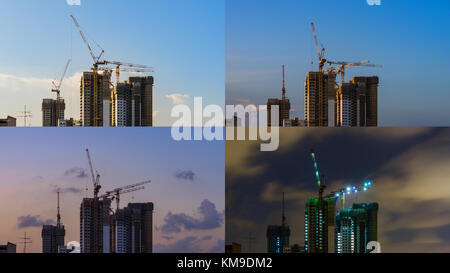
[0,0,225,126]
[226,0,450,126]
[0,128,224,253]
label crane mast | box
[52,59,71,124]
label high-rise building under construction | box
[304,197,336,253]
[335,203,378,253]
[80,71,112,127]
[111,203,154,253]
[113,76,154,127]
[267,65,291,127]
[80,198,112,253]
[336,76,379,127]
[304,72,337,127]
[42,191,65,253]
[42,98,65,127]
[266,193,290,253]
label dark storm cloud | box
[64,167,88,179]
[226,128,448,253]
[160,199,224,234]
[174,170,197,181]
[154,236,202,253]
[17,215,55,228]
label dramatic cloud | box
[64,167,88,179]
[165,93,189,104]
[160,199,224,234]
[226,128,450,253]
[17,215,55,228]
[174,170,197,181]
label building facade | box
[304,72,337,127]
[42,99,65,127]
[335,203,378,253]
[110,202,154,253]
[336,76,379,127]
[112,76,154,127]
[304,197,336,253]
[80,198,112,253]
[80,71,112,127]
[266,225,290,253]
[41,225,66,253]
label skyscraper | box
[41,191,65,253]
[80,71,112,127]
[42,99,65,127]
[267,65,291,126]
[266,193,290,253]
[111,203,154,253]
[112,76,154,127]
[336,76,379,127]
[353,76,379,127]
[335,203,378,253]
[80,198,112,253]
[304,71,337,127]
[304,197,336,253]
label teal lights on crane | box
[311,151,322,188]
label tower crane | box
[326,60,382,84]
[85,148,101,253]
[71,15,106,127]
[100,180,151,211]
[52,59,71,124]
[71,15,154,127]
[311,22,326,71]
[310,149,327,210]
[310,22,327,126]
[310,149,373,210]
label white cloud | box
[165,93,189,105]
[0,72,82,126]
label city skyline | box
[0,0,225,127]
[226,128,450,253]
[226,0,450,126]
[0,128,224,253]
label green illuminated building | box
[335,203,378,253]
[304,197,336,253]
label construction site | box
[41,15,155,128]
[306,22,382,127]
[37,148,154,253]
[267,22,382,128]
[263,149,378,254]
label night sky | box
[226,128,450,253]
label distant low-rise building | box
[0,116,16,127]
[0,242,16,253]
